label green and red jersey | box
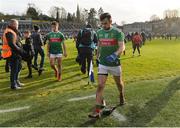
[46,31,65,54]
[97,27,124,66]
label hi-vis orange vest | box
[2,28,17,58]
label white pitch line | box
[112,110,126,122]
[0,106,30,114]
[68,94,126,122]
[68,94,96,102]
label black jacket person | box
[76,24,98,75]
[31,25,45,75]
[22,30,35,78]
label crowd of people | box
[0,19,68,89]
[0,12,127,118]
[1,12,179,118]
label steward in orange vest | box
[3,19,24,90]
[2,26,23,58]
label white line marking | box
[68,94,126,123]
[68,95,96,102]
[112,110,126,122]
[0,106,30,114]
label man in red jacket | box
[132,32,142,56]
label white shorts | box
[98,64,122,76]
[50,54,63,59]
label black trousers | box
[79,47,93,75]
[34,47,45,68]
[133,43,140,54]
[5,58,10,72]
[26,57,33,76]
[9,56,22,87]
[22,52,34,77]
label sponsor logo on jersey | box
[99,39,117,46]
[50,38,62,42]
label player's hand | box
[47,52,50,58]
[96,54,99,60]
[105,53,118,63]
[63,52,67,57]
[96,59,99,66]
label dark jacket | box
[22,37,35,61]
[76,28,98,50]
[31,32,43,49]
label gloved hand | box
[105,53,118,63]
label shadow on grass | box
[80,118,97,127]
[63,66,80,74]
[62,58,77,67]
[80,114,114,127]
[62,73,82,81]
[0,71,56,94]
[0,80,10,89]
[0,103,65,127]
[0,67,87,106]
[44,75,88,91]
[22,79,57,92]
[122,77,180,127]
[120,56,135,60]
[63,57,76,62]
[0,79,57,106]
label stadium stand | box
[0,20,85,38]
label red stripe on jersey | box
[50,38,62,42]
[99,39,118,46]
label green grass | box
[0,39,180,127]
